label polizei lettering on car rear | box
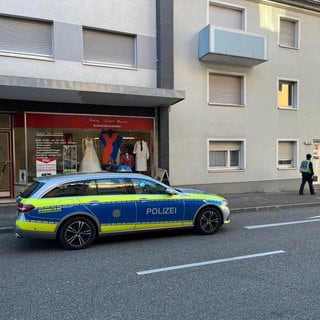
[146,207,177,215]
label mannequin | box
[120,151,134,169]
[79,137,101,172]
[133,139,149,172]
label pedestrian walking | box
[299,153,316,195]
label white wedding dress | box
[79,138,101,172]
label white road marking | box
[309,215,320,219]
[245,218,320,229]
[137,250,285,275]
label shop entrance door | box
[0,132,11,197]
[312,142,320,185]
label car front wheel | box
[59,216,96,250]
[195,207,222,235]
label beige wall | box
[171,0,320,192]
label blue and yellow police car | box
[15,172,230,250]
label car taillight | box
[17,203,35,213]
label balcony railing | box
[199,25,267,67]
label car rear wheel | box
[195,207,222,235]
[59,216,96,250]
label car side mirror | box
[166,188,178,195]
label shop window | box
[209,2,245,30]
[279,17,299,49]
[278,79,298,109]
[209,73,245,106]
[277,140,297,168]
[83,27,136,68]
[208,140,245,170]
[0,15,53,59]
[13,113,154,184]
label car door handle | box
[138,198,149,202]
[88,201,101,205]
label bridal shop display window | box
[13,112,154,184]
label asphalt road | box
[1,206,320,320]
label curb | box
[230,201,320,213]
[0,227,14,234]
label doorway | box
[312,142,320,185]
[0,132,12,197]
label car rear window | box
[20,181,44,198]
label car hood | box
[177,188,218,196]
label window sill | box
[278,106,298,111]
[278,44,299,50]
[83,61,137,71]
[208,168,244,173]
[0,51,54,62]
[277,167,297,170]
[208,103,245,108]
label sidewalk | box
[1,190,320,233]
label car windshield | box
[20,181,44,198]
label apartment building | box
[171,0,320,193]
[0,0,184,198]
[1,0,319,198]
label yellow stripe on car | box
[16,220,57,233]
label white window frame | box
[277,139,298,169]
[278,16,300,49]
[208,71,246,107]
[208,1,246,30]
[83,27,137,69]
[277,78,299,110]
[207,139,246,171]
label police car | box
[15,172,230,250]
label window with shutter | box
[0,16,53,58]
[83,28,136,68]
[278,140,297,168]
[279,17,299,48]
[209,73,243,106]
[209,3,244,30]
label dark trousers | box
[299,173,315,194]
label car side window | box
[80,180,98,195]
[96,178,131,195]
[131,178,167,195]
[43,181,86,198]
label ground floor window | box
[277,140,297,168]
[208,139,245,171]
[14,112,154,183]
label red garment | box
[120,153,134,168]
[101,133,119,164]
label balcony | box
[199,25,267,67]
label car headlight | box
[221,199,228,206]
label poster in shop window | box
[36,157,57,177]
[63,144,77,173]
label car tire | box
[59,216,96,250]
[194,207,222,235]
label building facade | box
[171,0,320,193]
[0,0,184,198]
[1,0,320,198]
